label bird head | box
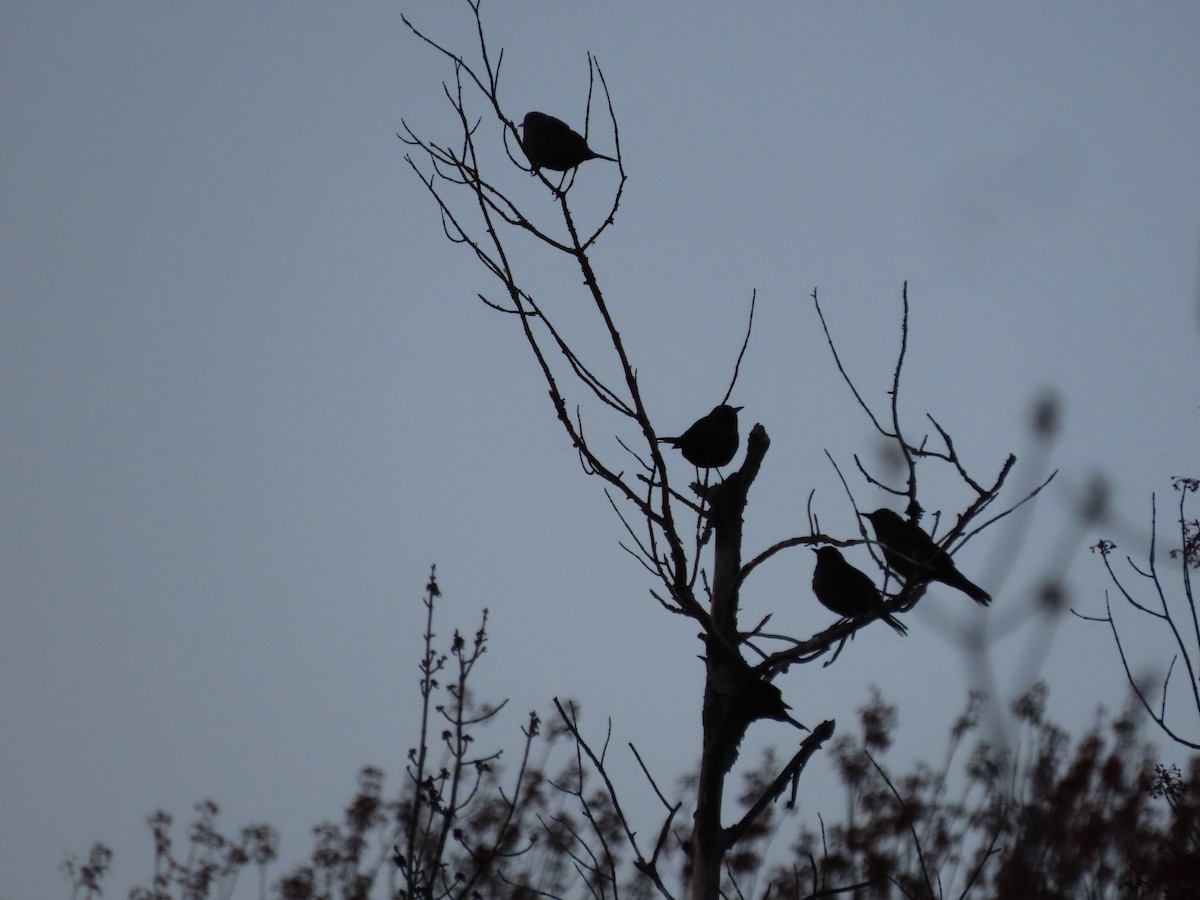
[862,508,899,526]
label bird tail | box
[778,706,809,731]
[946,571,992,606]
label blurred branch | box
[1077,477,1200,750]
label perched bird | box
[520,111,616,173]
[863,508,992,606]
[740,676,807,731]
[658,404,743,469]
[811,546,907,636]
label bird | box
[740,676,807,731]
[863,508,992,605]
[519,111,616,173]
[811,546,907,636]
[658,404,742,469]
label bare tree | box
[100,802,278,900]
[389,567,547,899]
[59,843,113,900]
[99,569,583,900]
[397,4,1050,897]
[757,683,1200,898]
[1080,476,1200,750]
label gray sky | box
[3,3,1199,898]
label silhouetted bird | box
[658,404,742,469]
[520,111,616,173]
[863,508,992,606]
[741,676,807,731]
[811,546,907,636]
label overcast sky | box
[3,3,1199,898]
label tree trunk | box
[690,426,768,899]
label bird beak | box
[734,406,744,412]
